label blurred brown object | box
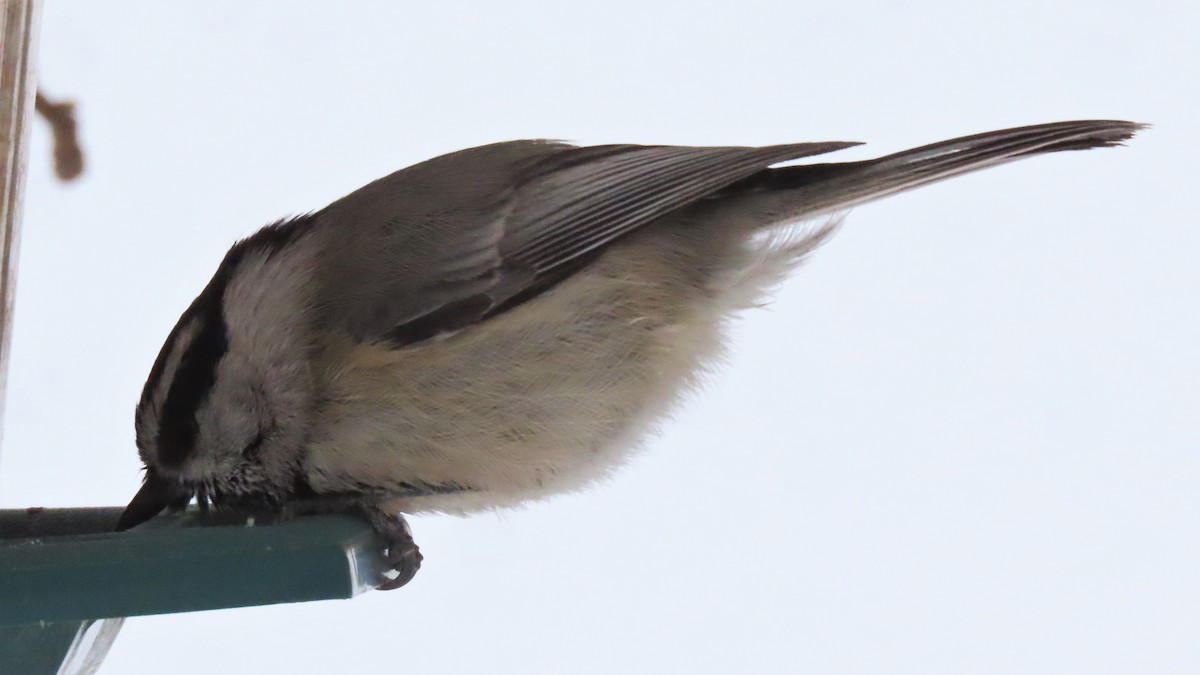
[34,90,83,181]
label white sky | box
[3,2,1196,674]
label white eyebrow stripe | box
[141,315,202,431]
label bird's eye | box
[242,432,265,459]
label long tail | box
[742,120,1144,216]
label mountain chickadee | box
[118,120,1141,589]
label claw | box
[376,516,423,590]
[379,541,423,590]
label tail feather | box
[740,120,1144,217]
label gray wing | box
[311,138,858,344]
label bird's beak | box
[116,469,191,531]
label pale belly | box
[301,217,828,514]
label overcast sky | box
[3,2,1196,674]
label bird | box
[117,120,1142,589]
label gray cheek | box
[193,395,256,463]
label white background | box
[3,2,1196,674]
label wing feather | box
[311,140,859,344]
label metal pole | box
[0,0,39,452]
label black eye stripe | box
[156,305,229,469]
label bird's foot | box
[372,513,423,590]
[277,494,424,590]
